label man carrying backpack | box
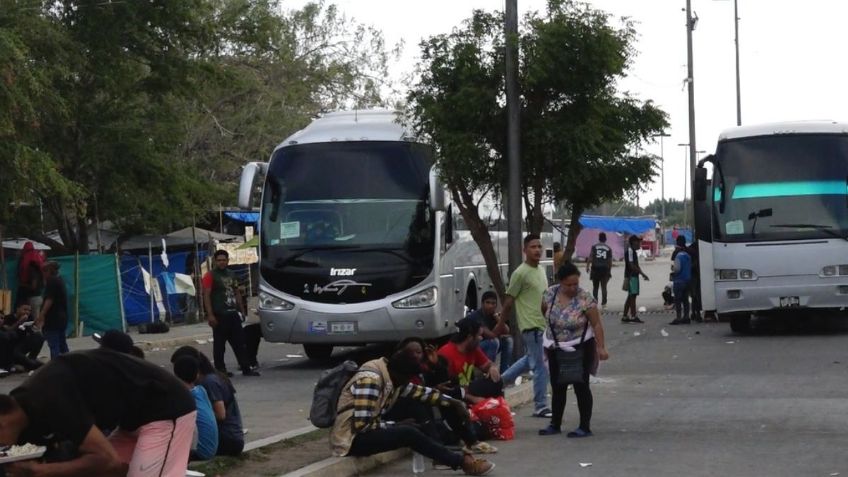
[669,235,692,325]
[328,340,495,475]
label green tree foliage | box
[407,0,668,295]
[1,0,392,253]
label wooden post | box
[74,252,81,337]
[115,252,127,332]
[148,242,155,323]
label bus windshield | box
[713,134,848,242]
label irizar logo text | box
[330,268,357,276]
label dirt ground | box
[190,429,331,477]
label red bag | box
[469,397,514,440]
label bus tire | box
[729,314,751,334]
[303,344,334,361]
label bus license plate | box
[779,296,799,308]
[329,322,357,334]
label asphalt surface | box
[368,311,848,477]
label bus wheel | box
[303,344,334,361]
[729,314,751,334]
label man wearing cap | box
[36,261,69,358]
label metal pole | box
[651,133,670,225]
[685,0,697,227]
[505,0,521,278]
[734,0,741,125]
[678,143,690,227]
[148,242,154,323]
[505,0,523,357]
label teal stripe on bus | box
[730,181,848,199]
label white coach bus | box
[238,110,522,360]
[693,121,848,332]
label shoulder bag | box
[547,286,588,386]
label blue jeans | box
[480,338,499,363]
[498,336,514,374]
[43,328,69,358]
[502,329,549,412]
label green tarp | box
[2,254,123,336]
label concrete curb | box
[244,425,318,452]
[279,381,535,477]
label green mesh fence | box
[2,254,123,336]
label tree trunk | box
[563,205,584,262]
[451,188,506,299]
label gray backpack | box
[309,360,360,428]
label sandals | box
[464,441,499,454]
[538,425,562,436]
[566,428,593,438]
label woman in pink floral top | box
[538,262,609,438]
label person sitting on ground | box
[438,318,503,404]
[464,292,501,363]
[384,338,498,456]
[171,346,245,456]
[93,329,145,359]
[1,303,43,372]
[0,348,196,477]
[330,340,495,476]
[173,355,219,461]
[662,284,675,310]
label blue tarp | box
[120,251,207,325]
[579,215,656,235]
[224,211,259,224]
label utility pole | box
[734,0,742,125]
[651,133,670,226]
[678,143,690,227]
[685,0,697,227]
[505,0,523,356]
[505,0,521,279]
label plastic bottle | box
[412,451,425,474]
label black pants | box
[348,426,464,469]
[243,323,262,368]
[590,269,610,305]
[212,311,249,373]
[546,339,595,432]
[673,281,690,320]
[216,434,244,457]
[385,397,478,447]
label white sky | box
[285,0,848,204]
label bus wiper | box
[274,245,360,268]
[747,208,772,238]
[770,223,848,242]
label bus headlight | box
[716,269,756,281]
[259,291,294,311]
[393,287,438,309]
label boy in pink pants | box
[0,348,196,476]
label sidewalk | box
[64,321,213,353]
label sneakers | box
[242,370,261,377]
[630,316,645,323]
[669,318,691,325]
[531,408,553,418]
[538,425,562,436]
[463,441,498,454]
[462,457,496,476]
[566,428,593,438]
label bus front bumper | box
[715,276,848,314]
[258,305,451,344]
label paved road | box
[368,311,848,476]
[0,254,691,447]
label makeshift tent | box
[120,250,207,325]
[3,255,124,336]
[575,215,657,260]
[224,211,259,224]
[118,227,240,251]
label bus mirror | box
[694,168,708,202]
[429,167,446,211]
[238,162,267,210]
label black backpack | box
[309,360,360,428]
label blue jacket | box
[672,250,692,284]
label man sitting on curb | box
[331,340,495,475]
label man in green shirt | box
[497,234,552,418]
[202,250,259,377]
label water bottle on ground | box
[412,451,425,474]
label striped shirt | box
[351,373,451,432]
